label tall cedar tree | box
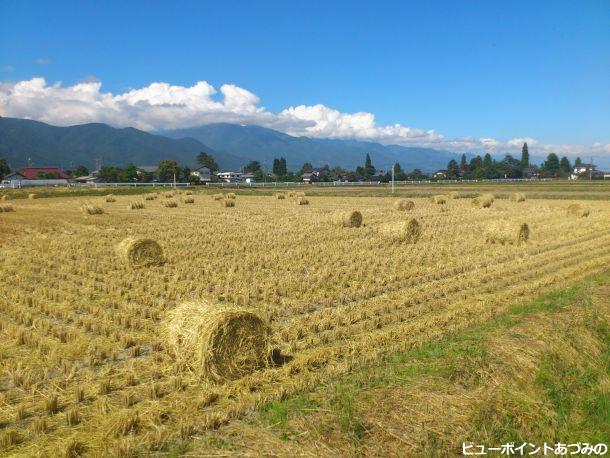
[520,142,530,168]
[0,157,12,180]
[364,154,375,179]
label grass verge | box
[191,271,610,456]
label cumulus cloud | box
[0,77,608,157]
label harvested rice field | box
[1,189,610,456]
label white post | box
[173,173,176,188]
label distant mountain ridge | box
[0,117,463,173]
[0,117,247,170]
[160,123,461,172]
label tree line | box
[0,143,590,184]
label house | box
[242,173,255,183]
[137,166,157,181]
[570,164,603,180]
[301,171,320,183]
[19,167,70,180]
[216,171,243,183]
[191,166,212,182]
[522,167,539,179]
[432,170,447,179]
[2,167,69,187]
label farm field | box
[0,188,609,456]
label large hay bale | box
[448,191,460,199]
[82,204,104,215]
[430,195,447,205]
[116,237,164,268]
[485,221,529,245]
[164,192,174,198]
[183,197,195,204]
[472,193,494,208]
[341,210,363,228]
[28,193,38,200]
[275,192,285,200]
[402,218,421,243]
[509,192,526,202]
[129,201,145,210]
[0,204,14,212]
[164,301,271,381]
[566,203,590,218]
[105,195,116,203]
[213,193,224,201]
[1,194,11,201]
[163,200,178,208]
[222,199,235,207]
[226,193,236,200]
[296,197,309,205]
[144,194,156,201]
[394,199,414,211]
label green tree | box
[446,159,460,179]
[72,165,89,177]
[410,169,426,180]
[272,157,287,178]
[120,163,138,182]
[299,162,314,174]
[97,165,121,182]
[574,157,583,167]
[520,142,530,168]
[542,153,560,177]
[244,161,262,173]
[157,159,182,182]
[363,154,375,179]
[559,156,572,175]
[460,154,467,174]
[196,152,219,172]
[393,162,407,181]
[0,157,11,181]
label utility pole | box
[391,163,395,194]
[589,156,593,181]
[173,173,176,187]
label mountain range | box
[0,116,461,172]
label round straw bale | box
[402,218,421,243]
[164,192,174,198]
[0,204,14,212]
[28,193,38,200]
[164,301,271,381]
[472,193,494,208]
[129,201,145,210]
[105,194,116,203]
[448,191,460,199]
[566,203,589,217]
[222,199,235,207]
[1,194,11,201]
[485,221,529,245]
[82,204,104,215]
[296,197,309,205]
[394,199,414,211]
[226,193,236,200]
[430,195,447,204]
[509,192,526,202]
[163,200,178,208]
[275,192,285,200]
[341,210,363,228]
[116,237,164,267]
[183,196,195,204]
[144,194,156,201]
[213,193,224,201]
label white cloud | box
[1,65,14,73]
[0,77,608,158]
[35,58,50,65]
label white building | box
[191,166,212,182]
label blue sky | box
[0,0,609,157]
